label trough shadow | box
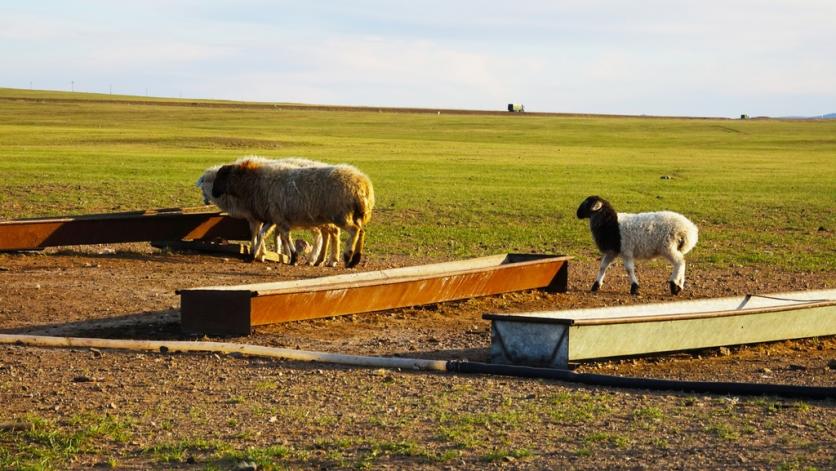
[0,310,187,340]
[46,248,233,265]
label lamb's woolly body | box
[197,157,340,265]
[577,195,698,295]
[616,211,698,259]
[212,159,374,268]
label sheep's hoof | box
[591,281,600,292]
[630,283,639,295]
[289,252,298,265]
[345,252,362,268]
[669,282,682,295]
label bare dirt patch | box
[1,245,834,469]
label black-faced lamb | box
[576,195,698,295]
[211,158,374,268]
[197,157,340,266]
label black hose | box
[446,361,836,400]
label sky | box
[1,1,834,117]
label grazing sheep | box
[211,158,374,268]
[196,157,340,266]
[196,163,264,259]
[576,195,698,295]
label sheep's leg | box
[623,256,640,295]
[312,227,328,266]
[308,227,324,266]
[668,251,686,295]
[258,224,279,262]
[343,226,364,268]
[273,225,283,257]
[278,229,296,265]
[325,227,341,268]
[248,220,264,262]
[592,252,616,292]
[349,228,366,268]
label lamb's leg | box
[623,256,640,295]
[592,252,616,292]
[668,251,686,295]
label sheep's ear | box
[590,200,603,212]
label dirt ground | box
[1,244,834,470]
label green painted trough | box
[484,289,836,368]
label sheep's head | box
[197,167,219,204]
[576,195,608,219]
[211,164,235,198]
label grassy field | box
[1,88,834,271]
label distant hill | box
[777,113,836,119]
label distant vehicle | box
[740,114,749,119]
[507,103,525,112]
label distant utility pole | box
[109,84,112,95]
[71,81,74,92]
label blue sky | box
[2,1,834,117]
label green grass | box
[0,413,133,470]
[1,88,834,271]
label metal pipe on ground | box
[0,334,832,400]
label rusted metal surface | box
[180,253,570,335]
[0,207,250,251]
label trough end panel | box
[180,290,252,336]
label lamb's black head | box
[211,165,234,198]
[576,195,610,219]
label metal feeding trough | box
[0,207,249,251]
[180,253,570,336]
[485,289,836,369]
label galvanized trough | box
[0,207,250,251]
[180,253,570,335]
[485,289,836,368]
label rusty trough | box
[179,253,570,335]
[0,207,250,251]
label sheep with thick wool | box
[576,195,698,295]
[196,157,340,266]
[211,158,374,268]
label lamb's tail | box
[675,221,699,255]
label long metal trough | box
[180,253,570,335]
[0,207,250,251]
[485,289,836,368]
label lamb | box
[196,157,340,266]
[576,195,698,295]
[211,158,374,268]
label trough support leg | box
[542,261,569,293]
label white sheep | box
[196,157,340,266]
[211,158,374,268]
[576,195,698,295]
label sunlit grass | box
[0,88,834,271]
